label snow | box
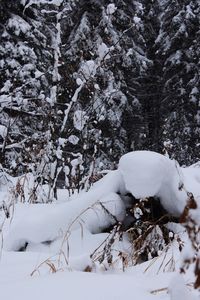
[61,81,84,132]
[79,60,97,79]
[76,78,83,86]
[4,150,200,253]
[0,124,8,139]
[1,151,200,300]
[34,70,44,78]
[0,79,12,93]
[73,110,87,131]
[133,16,141,24]
[72,82,84,102]
[119,151,166,198]
[0,256,159,300]
[94,83,100,90]
[4,170,125,251]
[52,11,62,83]
[106,4,117,15]
[119,151,200,216]
[47,85,57,105]
[58,137,66,146]
[8,15,31,36]
[0,226,197,300]
[182,165,200,201]
[68,134,79,145]
[169,274,198,300]
[21,0,63,8]
[97,43,110,61]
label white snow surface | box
[79,60,97,79]
[97,42,110,60]
[0,249,179,300]
[0,124,8,139]
[4,151,200,250]
[4,170,126,251]
[106,4,117,15]
[73,110,87,131]
[119,151,200,216]
[21,0,63,8]
[169,274,198,300]
[1,151,200,300]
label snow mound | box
[4,171,126,251]
[119,151,199,216]
[119,151,167,198]
[4,151,200,252]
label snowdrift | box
[4,151,200,252]
[119,151,200,216]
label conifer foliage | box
[0,0,199,195]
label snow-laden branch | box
[61,80,85,132]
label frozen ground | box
[0,151,200,300]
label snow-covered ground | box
[0,249,179,300]
[0,231,198,300]
[0,151,200,300]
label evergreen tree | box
[0,0,199,197]
[57,0,151,180]
[155,0,200,164]
[0,0,66,199]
